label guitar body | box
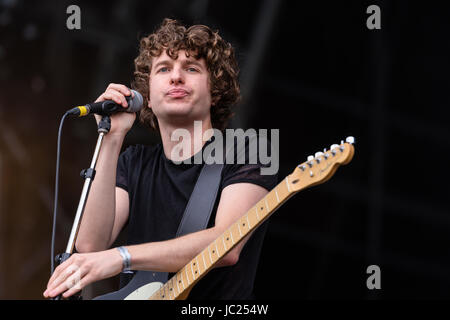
[94,271,167,300]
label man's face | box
[148,50,212,125]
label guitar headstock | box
[288,136,355,192]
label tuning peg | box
[315,152,324,158]
[314,151,324,163]
[330,144,340,155]
[314,152,324,163]
[346,136,355,144]
[307,155,314,167]
[330,144,340,150]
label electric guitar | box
[95,137,355,300]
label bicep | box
[214,183,268,253]
[109,187,130,247]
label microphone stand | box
[53,115,111,300]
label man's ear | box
[147,99,152,109]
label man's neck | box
[158,118,214,162]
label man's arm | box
[75,135,129,252]
[75,84,135,252]
[124,182,268,271]
[44,183,268,298]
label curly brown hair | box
[132,18,241,132]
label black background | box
[0,0,449,300]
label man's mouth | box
[166,88,189,98]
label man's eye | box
[187,67,198,72]
[158,67,169,73]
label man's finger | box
[62,274,94,299]
[106,83,131,97]
[46,256,73,289]
[45,264,83,298]
[105,90,129,107]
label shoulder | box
[220,131,279,192]
[222,130,275,161]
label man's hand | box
[43,249,123,299]
[94,83,137,137]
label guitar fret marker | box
[176,274,181,293]
[208,246,213,264]
[196,257,200,276]
[168,279,173,299]
[180,273,185,290]
[170,281,176,299]
[191,262,195,280]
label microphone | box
[67,90,143,117]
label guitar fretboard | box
[149,175,296,300]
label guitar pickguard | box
[94,270,168,300]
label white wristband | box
[117,246,131,272]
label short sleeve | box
[220,134,279,192]
[221,163,278,192]
[116,146,135,192]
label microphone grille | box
[128,90,144,112]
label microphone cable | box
[50,111,70,275]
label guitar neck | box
[149,175,299,300]
[146,140,355,300]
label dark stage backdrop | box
[0,0,449,300]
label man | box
[44,18,277,300]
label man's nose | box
[170,66,184,84]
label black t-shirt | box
[116,137,278,299]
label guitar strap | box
[97,135,264,299]
[175,162,223,237]
[118,137,227,289]
[176,134,236,236]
